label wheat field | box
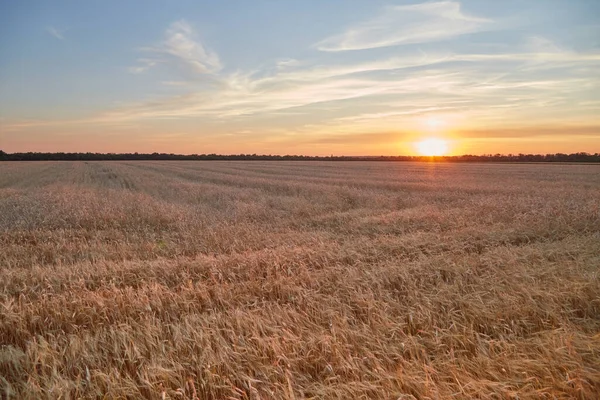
[1,161,599,399]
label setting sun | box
[416,138,449,156]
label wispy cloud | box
[257,52,452,84]
[130,19,221,76]
[47,26,65,40]
[315,1,491,52]
[128,58,160,74]
[457,125,600,139]
[276,58,300,69]
[161,20,222,74]
[110,20,599,124]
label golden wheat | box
[1,161,599,399]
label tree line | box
[1,150,599,162]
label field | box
[1,161,599,399]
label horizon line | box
[2,150,600,162]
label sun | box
[416,138,449,156]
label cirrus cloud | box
[315,1,492,52]
[130,19,221,77]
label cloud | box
[128,58,160,74]
[130,19,221,76]
[258,52,452,84]
[452,36,600,66]
[315,1,491,52]
[47,27,65,40]
[276,58,300,69]
[86,67,489,123]
[458,125,600,139]
[118,18,597,123]
[335,106,460,123]
[162,20,222,74]
[22,48,595,129]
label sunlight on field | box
[1,161,599,399]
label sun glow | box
[425,117,444,130]
[416,138,449,156]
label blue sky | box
[1,0,599,155]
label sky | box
[1,0,599,156]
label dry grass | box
[1,160,599,399]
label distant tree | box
[1,151,599,162]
